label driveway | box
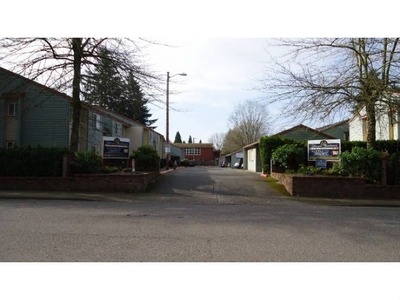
[148,166,287,204]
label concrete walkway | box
[1,189,400,207]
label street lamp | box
[166,71,187,169]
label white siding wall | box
[350,106,400,141]
[376,111,390,140]
[349,115,364,141]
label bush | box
[272,144,306,172]
[0,146,69,177]
[69,150,103,174]
[338,147,382,183]
[388,152,400,185]
[180,159,190,167]
[131,145,160,172]
[101,166,119,174]
[297,165,324,175]
[259,136,293,173]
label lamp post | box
[166,71,187,169]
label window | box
[94,114,101,130]
[184,147,201,156]
[6,141,16,149]
[8,103,18,116]
[114,122,122,137]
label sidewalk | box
[0,190,137,203]
[1,190,400,206]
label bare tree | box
[260,38,400,149]
[0,38,161,152]
[208,132,225,151]
[221,128,243,155]
[228,100,271,146]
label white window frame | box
[94,114,101,130]
[8,103,18,116]
[114,122,122,137]
[6,140,16,149]
[184,147,201,156]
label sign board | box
[103,137,130,159]
[315,159,328,169]
[308,139,341,161]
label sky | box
[4,0,400,146]
[141,38,276,143]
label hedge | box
[260,137,400,181]
[259,136,304,173]
[0,146,70,177]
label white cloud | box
[143,38,276,142]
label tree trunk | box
[70,38,83,153]
[365,100,376,149]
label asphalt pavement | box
[1,167,400,206]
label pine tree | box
[83,47,124,109]
[188,135,192,143]
[83,48,157,128]
[174,131,182,143]
[122,72,157,128]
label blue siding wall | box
[20,85,70,147]
[87,110,104,152]
[0,68,70,148]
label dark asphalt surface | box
[1,197,399,262]
[1,166,399,206]
[1,167,400,262]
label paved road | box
[0,167,399,262]
[146,166,287,204]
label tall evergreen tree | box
[123,72,157,128]
[174,131,182,143]
[188,135,193,143]
[83,47,124,110]
[83,48,157,128]
[0,38,159,153]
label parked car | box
[234,158,243,169]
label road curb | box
[1,190,400,207]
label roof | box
[225,149,244,157]
[173,143,214,149]
[243,140,260,149]
[0,66,165,139]
[273,124,335,140]
[0,66,71,101]
[316,119,350,132]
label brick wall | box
[0,172,160,193]
[271,172,400,199]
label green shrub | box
[180,159,190,167]
[272,144,306,171]
[101,166,119,173]
[70,150,103,174]
[388,152,400,185]
[297,165,324,175]
[131,145,160,172]
[259,136,292,173]
[0,146,69,177]
[338,147,382,183]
